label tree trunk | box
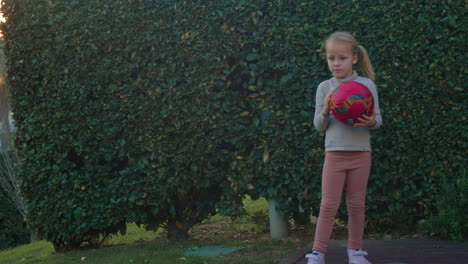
[30,230,40,242]
[0,80,11,151]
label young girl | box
[306,31,382,264]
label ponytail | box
[358,45,375,80]
[326,31,375,80]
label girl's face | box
[325,40,357,79]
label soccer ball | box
[330,81,374,126]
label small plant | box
[247,210,270,234]
[0,151,25,218]
[423,176,468,241]
[0,151,29,249]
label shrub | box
[2,0,253,249]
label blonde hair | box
[326,31,375,80]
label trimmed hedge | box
[3,0,258,250]
[215,0,466,234]
[2,0,466,248]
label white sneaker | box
[305,251,325,264]
[347,248,372,264]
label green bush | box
[2,0,466,249]
[2,0,255,250]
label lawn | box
[0,197,313,264]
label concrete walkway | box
[279,239,468,264]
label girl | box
[306,31,382,264]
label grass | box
[0,196,312,264]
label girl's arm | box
[354,80,382,129]
[313,82,331,132]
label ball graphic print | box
[331,81,374,126]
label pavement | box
[278,239,468,264]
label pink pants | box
[312,151,371,253]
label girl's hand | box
[322,90,334,117]
[354,113,377,128]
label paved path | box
[279,239,468,264]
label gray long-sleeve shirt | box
[313,71,382,152]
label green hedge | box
[220,0,466,234]
[216,0,466,234]
[2,0,466,249]
[3,0,255,250]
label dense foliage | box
[2,0,466,249]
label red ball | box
[331,81,374,126]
